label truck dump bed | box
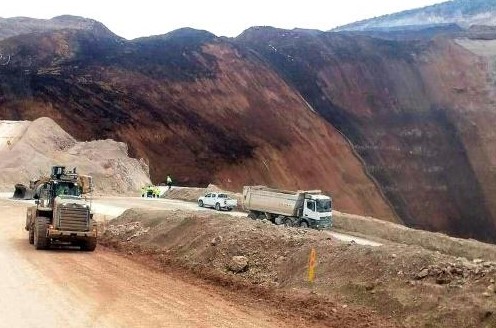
[243,186,316,217]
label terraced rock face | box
[236,27,496,242]
[0,26,395,221]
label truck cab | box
[301,195,332,229]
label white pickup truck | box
[198,192,237,211]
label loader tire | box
[81,238,97,252]
[34,217,49,250]
[28,226,34,244]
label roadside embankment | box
[333,211,496,262]
[100,208,496,328]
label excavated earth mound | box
[0,117,151,194]
[101,209,496,328]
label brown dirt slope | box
[0,27,395,221]
[236,28,496,242]
[0,117,150,194]
[102,209,496,328]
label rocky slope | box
[236,27,496,242]
[0,21,395,221]
[335,0,496,32]
[3,14,496,242]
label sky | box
[1,0,447,39]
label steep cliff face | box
[4,15,496,241]
[0,26,396,221]
[236,27,496,241]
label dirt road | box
[0,192,382,247]
[89,196,382,247]
[0,200,287,328]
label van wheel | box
[215,203,221,211]
[198,200,204,207]
[300,221,309,228]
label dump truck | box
[24,166,97,251]
[242,186,332,229]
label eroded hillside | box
[236,27,496,241]
[0,24,395,221]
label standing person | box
[166,175,172,190]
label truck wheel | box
[28,226,34,244]
[81,238,97,252]
[283,218,293,227]
[215,203,221,211]
[300,221,309,228]
[34,217,49,250]
[248,211,257,220]
[198,200,204,207]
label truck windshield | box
[56,183,81,197]
[316,199,331,213]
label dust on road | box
[0,200,286,328]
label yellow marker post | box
[308,248,317,283]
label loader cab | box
[54,181,81,198]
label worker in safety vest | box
[166,175,172,190]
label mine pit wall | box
[3,27,496,241]
[237,32,496,242]
[0,32,396,223]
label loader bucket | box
[13,184,34,199]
